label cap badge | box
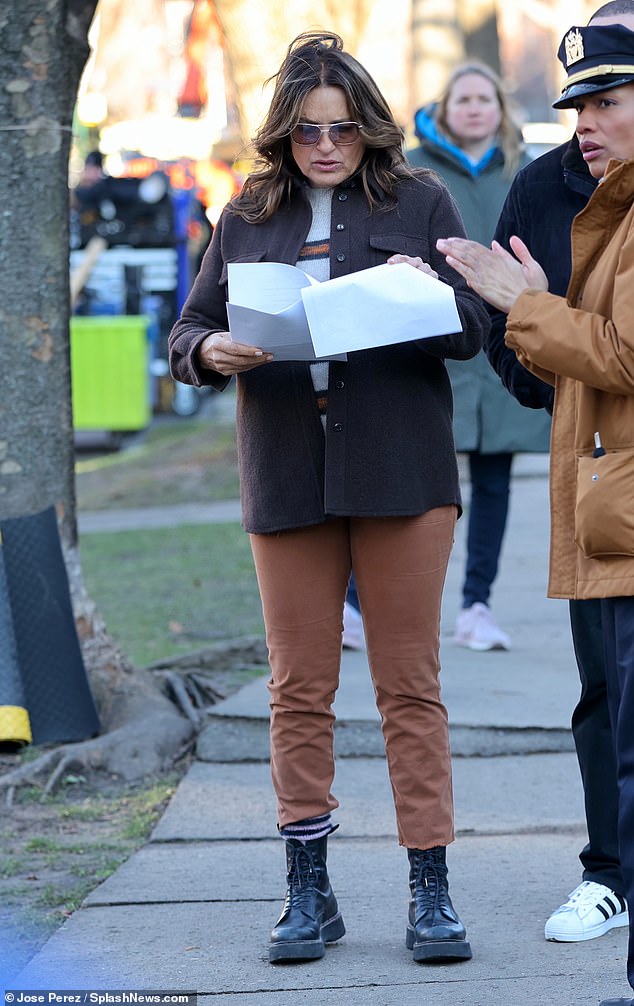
[565,28,585,67]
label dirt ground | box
[0,663,259,981]
[2,407,251,980]
[0,749,190,979]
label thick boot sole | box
[269,913,345,964]
[406,925,472,963]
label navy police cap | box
[552,23,634,109]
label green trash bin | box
[70,315,151,432]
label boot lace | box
[285,846,319,915]
[412,859,448,915]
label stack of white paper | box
[227,261,461,362]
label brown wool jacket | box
[169,173,490,533]
[505,158,634,600]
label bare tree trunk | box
[459,0,500,73]
[410,0,465,108]
[410,0,502,110]
[497,0,587,123]
[0,0,97,549]
[0,4,195,789]
[0,1,133,700]
[211,0,376,147]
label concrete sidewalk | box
[6,458,632,1004]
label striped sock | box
[279,813,335,843]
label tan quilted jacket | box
[505,157,634,600]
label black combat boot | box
[269,834,345,963]
[406,846,472,962]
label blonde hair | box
[434,62,523,177]
[233,31,415,223]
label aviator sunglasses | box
[291,121,363,145]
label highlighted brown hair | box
[233,31,414,223]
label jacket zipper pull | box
[593,432,606,458]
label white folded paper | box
[227,261,461,361]
[227,262,344,361]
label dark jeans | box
[462,451,513,608]
[570,598,622,892]
[346,571,360,611]
[601,596,634,990]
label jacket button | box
[338,193,348,201]
[336,223,345,231]
[336,253,346,262]
[335,380,345,389]
[333,422,344,432]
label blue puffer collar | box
[414,103,501,177]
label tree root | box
[153,667,230,718]
[145,636,268,675]
[0,542,260,804]
[148,635,269,722]
[160,671,204,728]
[0,711,195,804]
[4,541,268,805]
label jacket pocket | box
[575,449,634,558]
[218,251,266,287]
[369,232,430,261]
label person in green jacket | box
[408,62,551,653]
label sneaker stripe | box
[603,894,622,917]
[597,902,611,921]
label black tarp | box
[0,506,100,746]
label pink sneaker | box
[454,603,511,651]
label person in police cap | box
[484,0,634,950]
[435,19,634,1006]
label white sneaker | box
[454,602,511,651]
[342,601,365,650]
[545,881,628,942]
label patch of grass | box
[69,855,121,878]
[80,521,264,666]
[15,786,56,805]
[1,771,185,973]
[75,412,240,511]
[118,777,179,840]
[122,814,157,842]
[57,887,95,916]
[18,746,46,764]
[2,883,31,899]
[60,803,111,822]
[24,837,61,853]
[35,883,68,909]
[0,858,22,878]
[17,906,60,937]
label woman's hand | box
[197,332,274,376]
[387,253,438,280]
[435,235,548,313]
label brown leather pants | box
[249,507,457,849]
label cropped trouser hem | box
[249,509,457,850]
